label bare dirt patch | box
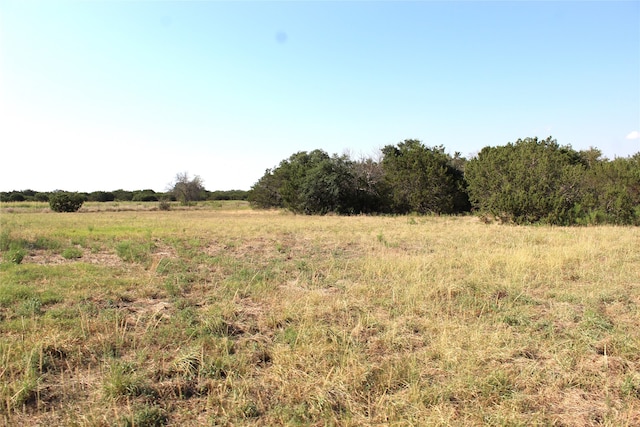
[24,250,123,267]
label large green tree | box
[576,152,640,225]
[381,139,468,214]
[249,150,362,214]
[464,137,585,224]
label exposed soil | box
[24,250,124,267]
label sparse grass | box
[0,208,639,425]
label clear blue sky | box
[1,1,638,192]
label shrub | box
[49,192,84,212]
[158,200,171,211]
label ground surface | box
[1,203,639,426]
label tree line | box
[1,173,248,212]
[3,137,638,225]
[0,188,249,203]
[248,137,640,225]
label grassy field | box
[1,203,639,426]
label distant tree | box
[170,172,205,205]
[49,192,85,212]
[34,192,50,202]
[7,193,25,202]
[88,191,115,202]
[112,189,134,201]
[132,189,159,202]
[208,190,249,201]
[381,139,469,214]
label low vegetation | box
[1,206,638,425]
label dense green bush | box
[465,137,585,224]
[49,192,85,212]
[381,139,469,214]
[250,150,361,214]
[465,138,640,225]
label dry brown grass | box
[1,209,638,426]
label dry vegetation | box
[1,205,639,426]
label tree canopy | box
[381,139,469,214]
[248,137,639,225]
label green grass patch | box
[61,247,83,259]
[115,240,154,264]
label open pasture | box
[1,207,639,426]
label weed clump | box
[3,248,26,264]
[119,405,168,427]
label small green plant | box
[9,370,39,409]
[62,247,83,259]
[621,374,640,398]
[241,401,261,418]
[103,361,156,400]
[376,233,397,248]
[16,297,42,317]
[158,199,171,211]
[4,248,26,264]
[120,405,168,427]
[49,192,84,212]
